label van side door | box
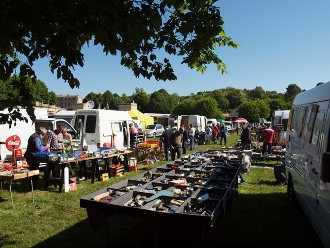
[303,101,329,224]
[317,101,330,243]
[73,114,97,146]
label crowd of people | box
[159,122,232,161]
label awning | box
[235,118,248,123]
[128,109,154,130]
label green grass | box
[0,134,323,247]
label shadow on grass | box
[30,192,323,248]
[0,234,16,247]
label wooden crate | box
[109,165,124,177]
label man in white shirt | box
[188,124,195,151]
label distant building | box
[117,102,138,111]
[56,94,84,110]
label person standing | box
[170,127,183,161]
[241,125,252,150]
[261,123,275,155]
[46,124,65,182]
[236,124,239,135]
[182,126,189,154]
[160,127,172,161]
[46,124,64,151]
[219,123,227,145]
[24,127,49,188]
[205,125,212,145]
[212,123,219,144]
[129,123,139,148]
[62,127,72,141]
[188,124,195,151]
[123,121,128,147]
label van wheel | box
[287,178,298,208]
[153,133,156,138]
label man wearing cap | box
[24,127,49,188]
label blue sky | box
[32,0,330,98]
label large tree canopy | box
[0,0,238,123]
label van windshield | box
[146,125,156,129]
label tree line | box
[84,84,302,122]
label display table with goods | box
[35,141,133,193]
[80,151,241,244]
[0,161,38,207]
[134,140,162,160]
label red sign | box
[6,135,21,151]
[15,149,23,157]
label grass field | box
[0,134,323,248]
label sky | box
[32,0,330,98]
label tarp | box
[128,109,154,130]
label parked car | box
[145,124,164,138]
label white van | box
[72,109,133,150]
[285,81,330,248]
[0,108,76,161]
[52,110,76,125]
[272,110,290,130]
[179,115,207,132]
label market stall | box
[80,151,241,245]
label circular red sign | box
[6,135,21,151]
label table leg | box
[30,178,35,203]
[59,166,64,193]
[91,159,100,184]
[64,166,70,192]
[10,179,14,208]
[43,163,52,190]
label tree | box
[132,88,150,112]
[83,92,102,109]
[48,92,58,105]
[194,97,222,118]
[285,84,301,102]
[102,90,114,109]
[211,89,229,112]
[0,76,57,123]
[257,100,271,119]
[237,101,260,122]
[0,0,238,123]
[267,98,290,115]
[112,93,124,109]
[247,86,266,100]
[172,98,197,116]
[121,93,133,104]
[223,87,247,109]
[148,89,172,113]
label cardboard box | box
[69,183,77,191]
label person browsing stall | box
[62,127,72,141]
[170,127,183,161]
[188,124,195,150]
[46,124,64,151]
[129,122,139,148]
[160,126,173,161]
[24,127,49,188]
[241,125,252,150]
[261,123,275,155]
